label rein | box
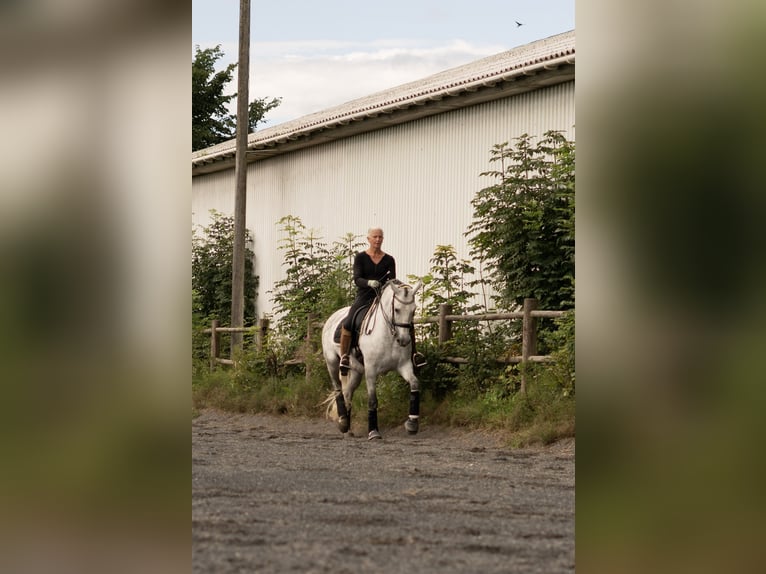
[365,282,415,336]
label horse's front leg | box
[365,370,382,440]
[334,384,350,434]
[399,364,421,435]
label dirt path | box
[192,409,574,573]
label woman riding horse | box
[338,227,426,375]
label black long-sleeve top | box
[353,251,396,297]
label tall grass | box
[192,358,574,447]
[425,366,575,446]
[193,367,326,418]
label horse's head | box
[384,280,422,347]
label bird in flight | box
[515,21,523,27]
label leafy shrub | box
[269,216,364,359]
[192,210,258,325]
[467,131,574,311]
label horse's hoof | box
[367,430,382,440]
[405,418,419,435]
[338,416,350,434]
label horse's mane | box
[382,278,414,299]
[387,278,415,290]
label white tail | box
[320,390,337,419]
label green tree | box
[246,96,282,134]
[467,131,575,310]
[192,210,258,325]
[192,45,282,151]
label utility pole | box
[231,0,250,356]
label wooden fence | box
[203,298,566,392]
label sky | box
[192,0,575,129]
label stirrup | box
[413,353,427,368]
[339,354,350,374]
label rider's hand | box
[367,279,380,289]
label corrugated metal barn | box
[192,30,575,318]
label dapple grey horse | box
[321,280,422,440]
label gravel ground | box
[192,408,574,573]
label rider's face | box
[368,230,384,248]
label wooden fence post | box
[438,303,453,346]
[521,298,538,393]
[257,317,269,351]
[210,319,220,370]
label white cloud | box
[236,39,509,128]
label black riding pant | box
[342,292,375,331]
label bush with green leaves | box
[323,232,366,314]
[192,289,210,370]
[269,215,327,347]
[467,130,574,312]
[192,210,258,328]
[409,244,510,399]
[413,245,478,335]
[544,307,575,396]
[268,216,364,359]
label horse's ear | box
[413,280,423,294]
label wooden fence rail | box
[202,298,567,392]
[204,318,269,369]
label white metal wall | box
[192,81,575,318]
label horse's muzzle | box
[393,322,413,347]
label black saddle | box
[333,304,370,347]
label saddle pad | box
[333,304,370,343]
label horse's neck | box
[370,288,390,322]
[378,285,392,306]
[360,288,390,338]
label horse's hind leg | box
[324,354,349,433]
[336,370,362,435]
[365,372,382,440]
[335,380,350,434]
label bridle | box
[365,282,415,337]
[387,285,416,332]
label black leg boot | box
[405,390,420,434]
[368,409,381,440]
